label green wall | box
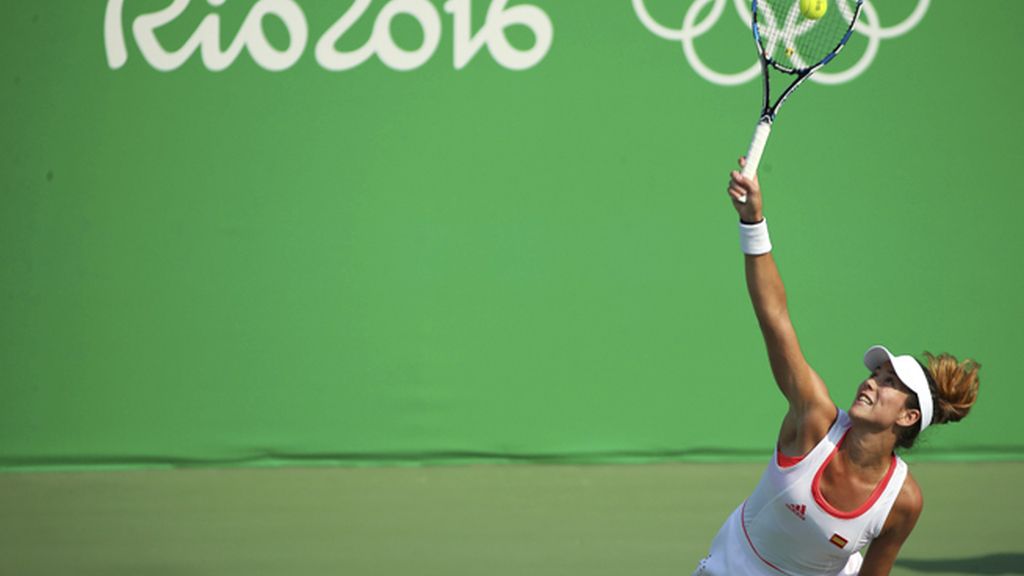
[2,0,1021,470]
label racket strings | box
[757,0,857,72]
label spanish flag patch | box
[829,533,849,548]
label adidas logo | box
[786,503,807,520]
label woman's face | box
[850,360,921,429]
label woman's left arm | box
[860,475,924,576]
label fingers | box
[727,177,746,198]
[727,165,758,210]
[727,155,760,209]
[729,170,753,195]
[727,178,750,206]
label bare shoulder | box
[887,469,924,536]
[896,471,924,516]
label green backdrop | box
[2,0,1021,471]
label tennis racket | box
[738,0,863,201]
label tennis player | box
[693,159,982,576]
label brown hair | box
[895,352,981,450]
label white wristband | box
[739,219,772,255]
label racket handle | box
[738,120,772,203]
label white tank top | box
[695,410,907,576]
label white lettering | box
[373,0,441,71]
[119,0,307,72]
[445,0,552,71]
[315,0,376,71]
[315,0,441,72]
[105,0,128,69]
[131,0,196,71]
[240,0,308,71]
[106,0,553,72]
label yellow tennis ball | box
[800,0,827,20]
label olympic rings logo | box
[632,0,930,85]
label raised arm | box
[727,159,836,449]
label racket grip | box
[738,120,772,203]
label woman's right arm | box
[727,159,836,451]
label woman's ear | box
[897,407,921,428]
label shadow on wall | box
[896,554,1024,574]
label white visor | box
[863,345,934,432]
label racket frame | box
[739,0,864,190]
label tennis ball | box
[800,0,827,20]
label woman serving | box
[694,159,981,576]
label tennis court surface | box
[2,461,1021,575]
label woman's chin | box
[848,402,869,419]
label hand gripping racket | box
[738,0,863,201]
